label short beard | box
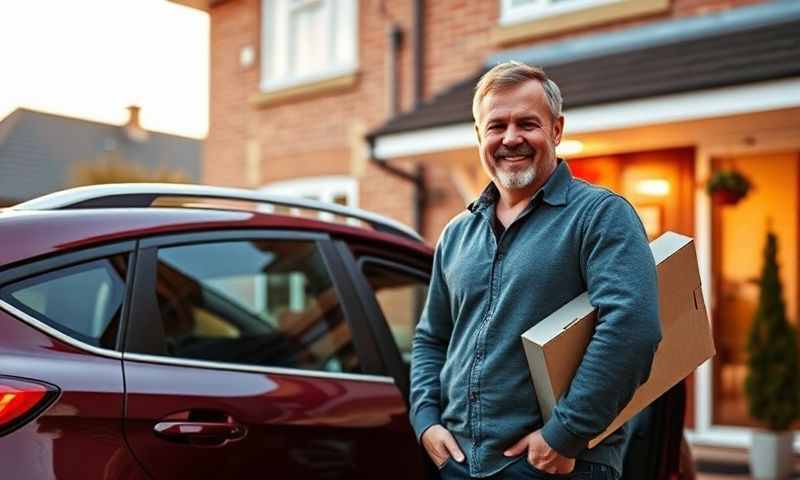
[495,163,536,189]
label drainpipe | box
[412,0,424,108]
[369,11,427,238]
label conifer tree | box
[745,231,800,430]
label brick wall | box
[205,0,770,243]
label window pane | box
[289,0,326,77]
[362,263,428,366]
[151,240,360,373]
[0,255,129,349]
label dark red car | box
[0,184,437,479]
[0,184,688,479]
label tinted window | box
[361,262,428,366]
[150,240,360,373]
[0,255,129,349]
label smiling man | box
[409,62,662,479]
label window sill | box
[250,71,359,108]
[492,0,670,46]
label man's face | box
[475,80,564,192]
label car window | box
[148,240,360,373]
[360,262,429,366]
[0,255,129,349]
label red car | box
[0,184,687,479]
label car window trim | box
[126,229,388,378]
[335,243,431,400]
[0,240,137,353]
[138,229,327,248]
[0,241,135,285]
[122,351,395,384]
[0,298,123,359]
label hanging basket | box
[711,189,746,206]
[707,169,752,206]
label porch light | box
[556,140,583,157]
[635,179,670,197]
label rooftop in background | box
[367,0,800,141]
[0,107,202,205]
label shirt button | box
[470,392,478,402]
[475,351,482,360]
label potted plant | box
[706,169,752,206]
[745,231,800,479]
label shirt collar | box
[468,159,572,213]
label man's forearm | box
[542,194,661,457]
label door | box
[122,231,423,479]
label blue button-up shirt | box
[410,160,661,477]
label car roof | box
[0,207,433,269]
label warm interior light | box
[556,140,583,157]
[634,179,670,197]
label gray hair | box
[472,61,563,124]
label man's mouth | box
[500,155,529,162]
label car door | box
[331,241,438,478]
[122,230,424,479]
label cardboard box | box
[521,231,715,448]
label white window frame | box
[500,0,621,26]
[258,175,359,222]
[260,0,358,92]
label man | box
[409,61,661,480]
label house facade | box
[172,0,800,450]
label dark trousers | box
[438,458,619,480]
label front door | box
[122,231,424,479]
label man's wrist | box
[541,415,587,458]
[412,405,442,443]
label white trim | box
[373,123,478,159]
[371,78,800,159]
[123,351,395,384]
[500,0,620,26]
[694,151,714,433]
[687,427,800,452]
[0,299,123,360]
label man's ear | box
[474,124,482,145]
[552,115,565,145]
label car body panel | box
[0,309,148,479]
[123,358,427,479]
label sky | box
[0,0,209,139]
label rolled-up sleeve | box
[542,194,662,457]
[409,234,454,442]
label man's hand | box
[421,424,465,468]
[503,429,575,474]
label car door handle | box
[153,421,247,446]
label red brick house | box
[172,0,800,450]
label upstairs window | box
[500,0,620,25]
[261,0,358,91]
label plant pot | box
[711,189,744,206]
[750,429,795,479]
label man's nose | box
[502,125,523,146]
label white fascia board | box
[373,123,478,159]
[372,77,800,159]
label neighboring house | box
[0,106,202,205]
[172,0,800,451]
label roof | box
[367,1,800,141]
[0,108,202,203]
[0,208,432,269]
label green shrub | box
[745,232,800,431]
